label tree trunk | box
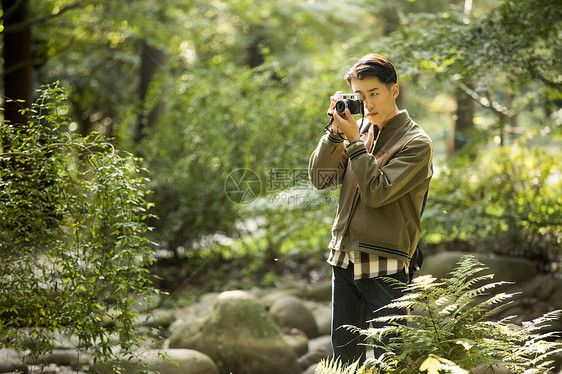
[2,0,33,129]
[135,40,169,145]
[448,86,475,156]
[380,5,409,110]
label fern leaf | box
[448,273,494,293]
[369,314,412,325]
[358,326,398,341]
[522,309,561,330]
[343,256,562,374]
[378,299,418,310]
[316,357,345,374]
[457,279,513,301]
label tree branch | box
[451,80,516,118]
[0,141,115,158]
[2,2,87,35]
[527,60,562,93]
[2,0,27,21]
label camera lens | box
[335,100,346,114]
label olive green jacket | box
[309,110,433,264]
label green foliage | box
[423,142,561,263]
[27,0,382,258]
[361,0,562,152]
[0,83,158,368]
[317,256,562,374]
[379,0,562,90]
[222,188,337,260]
[17,0,562,267]
[316,354,470,374]
[316,357,369,374]
[141,58,342,254]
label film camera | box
[335,93,363,115]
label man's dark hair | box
[344,54,397,86]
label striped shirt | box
[328,249,404,280]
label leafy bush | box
[316,256,562,374]
[423,143,561,266]
[0,83,158,368]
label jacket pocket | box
[349,200,410,254]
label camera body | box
[335,93,363,115]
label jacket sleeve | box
[346,136,433,208]
[308,132,349,190]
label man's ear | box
[392,83,400,99]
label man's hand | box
[333,108,360,143]
[327,91,342,118]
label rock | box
[270,295,319,338]
[0,349,27,373]
[282,329,309,357]
[49,366,86,374]
[167,290,301,374]
[27,363,57,373]
[303,300,332,336]
[420,251,537,283]
[259,289,299,310]
[131,349,218,374]
[52,331,82,349]
[548,281,562,310]
[194,292,220,313]
[138,308,176,329]
[299,335,332,369]
[308,335,332,356]
[471,364,510,374]
[303,363,319,374]
[298,280,332,302]
[23,349,90,367]
[94,349,218,374]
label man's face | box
[350,76,399,127]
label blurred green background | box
[2,0,561,290]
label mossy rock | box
[168,290,301,374]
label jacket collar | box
[379,110,410,133]
[370,110,411,154]
[360,110,411,150]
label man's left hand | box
[333,108,360,143]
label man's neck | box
[376,106,400,131]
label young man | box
[308,54,433,364]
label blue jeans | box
[331,265,407,365]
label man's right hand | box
[327,91,342,117]
[328,91,344,137]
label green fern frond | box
[319,256,562,374]
[521,310,561,331]
[478,293,518,320]
[370,314,412,325]
[315,357,374,374]
[377,299,418,310]
[446,272,494,293]
[408,274,444,291]
[456,279,513,302]
[358,326,398,341]
[443,256,488,281]
[315,357,346,374]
